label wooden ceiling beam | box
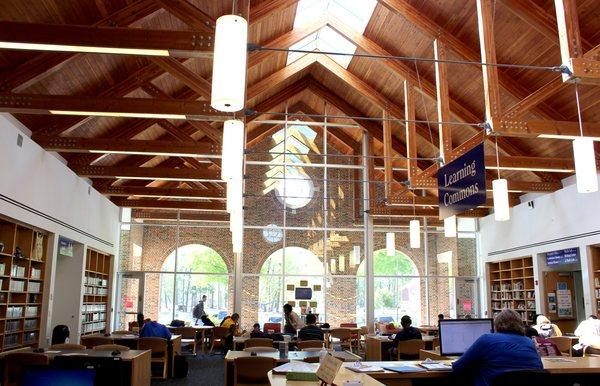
[491,117,600,139]
[477,0,502,120]
[151,57,212,97]
[249,0,299,23]
[112,198,225,211]
[154,0,214,32]
[0,21,213,57]
[434,40,453,162]
[0,93,229,119]
[131,209,229,222]
[72,165,221,181]
[247,52,317,99]
[247,77,311,124]
[484,155,575,172]
[377,0,567,121]
[0,0,160,92]
[369,206,490,218]
[35,136,220,156]
[97,186,225,199]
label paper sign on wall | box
[556,289,572,317]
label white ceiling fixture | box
[409,220,420,249]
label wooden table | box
[0,347,151,386]
[417,326,439,336]
[82,333,181,378]
[322,327,362,351]
[366,335,436,361]
[224,350,361,386]
[167,325,213,355]
[268,366,384,386]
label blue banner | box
[546,248,580,266]
[438,143,487,219]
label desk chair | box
[397,339,425,360]
[81,336,114,348]
[432,337,440,350]
[547,336,572,356]
[210,327,229,354]
[233,356,276,386]
[3,352,49,386]
[583,345,600,357]
[138,337,168,380]
[298,340,325,350]
[93,344,131,351]
[111,330,131,335]
[263,323,281,334]
[128,321,139,331]
[340,323,359,352]
[329,328,352,352]
[491,369,553,386]
[178,327,199,355]
[244,338,274,349]
[49,343,86,350]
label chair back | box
[243,346,277,352]
[234,356,276,384]
[111,330,131,335]
[330,328,351,340]
[3,353,49,386]
[263,323,281,334]
[298,340,325,350]
[128,321,139,331]
[49,343,86,350]
[491,369,553,386]
[584,345,600,357]
[51,325,70,345]
[397,339,425,360]
[212,326,230,339]
[547,336,571,355]
[93,344,131,351]
[432,337,440,349]
[81,336,114,348]
[139,337,168,356]
[175,327,197,339]
[340,323,357,328]
[244,338,274,349]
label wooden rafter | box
[72,166,221,181]
[154,0,215,32]
[111,199,225,211]
[476,0,502,120]
[131,210,228,222]
[404,81,418,182]
[97,186,225,199]
[434,39,452,163]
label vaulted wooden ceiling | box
[0,0,598,224]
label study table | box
[82,333,181,377]
[268,357,600,386]
[366,335,436,361]
[0,347,151,386]
[167,325,213,355]
[224,350,361,386]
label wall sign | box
[58,238,73,257]
[438,143,486,219]
[546,248,580,266]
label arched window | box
[356,250,421,327]
[158,244,229,325]
[258,247,325,325]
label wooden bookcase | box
[0,217,47,351]
[81,249,112,336]
[488,256,536,324]
[591,246,600,317]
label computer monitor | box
[294,287,312,300]
[438,318,494,356]
[22,368,95,386]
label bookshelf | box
[591,246,600,317]
[0,217,47,351]
[488,256,536,324]
[81,249,112,336]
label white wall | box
[479,175,600,318]
[0,113,120,344]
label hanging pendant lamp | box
[386,232,395,256]
[492,136,510,221]
[409,219,420,248]
[444,215,457,238]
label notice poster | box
[547,293,557,313]
[556,289,573,317]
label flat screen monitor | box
[22,368,95,386]
[439,318,494,356]
[295,287,312,300]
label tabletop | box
[84,333,181,341]
[225,350,361,362]
[268,366,384,386]
[0,347,150,361]
[167,325,213,330]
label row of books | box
[84,275,108,287]
[81,321,106,334]
[84,285,108,296]
[82,303,106,313]
[6,305,39,318]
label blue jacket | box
[139,321,172,340]
[452,332,543,386]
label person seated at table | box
[298,314,324,341]
[221,313,245,351]
[438,314,445,322]
[283,304,304,334]
[573,315,600,354]
[390,315,422,359]
[533,314,562,338]
[200,314,215,327]
[452,309,543,386]
[139,319,172,340]
[525,326,561,356]
[250,323,266,338]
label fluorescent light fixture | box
[492,179,510,221]
[386,232,395,256]
[211,15,248,112]
[338,255,345,272]
[330,258,336,274]
[573,137,598,193]
[221,120,245,181]
[539,134,600,141]
[49,110,186,119]
[444,215,457,238]
[0,41,169,56]
[409,220,420,249]
[353,245,361,266]
[485,166,574,173]
[89,150,217,158]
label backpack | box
[173,355,188,378]
[170,319,185,327]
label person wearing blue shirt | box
[139,320,172,340]
[452,309,543,386]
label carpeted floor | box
[151,353,225,386]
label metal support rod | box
[250,119,360,129]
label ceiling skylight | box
[288,0,377,69]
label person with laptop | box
[452,309,542,386]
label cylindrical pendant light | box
[211,15,248,112]
[386,232,395,256]
[330,258,336,274]
[573,137,598,193]
[226,177,243,214]
[409,220,420,249]
[221,120,245,181]
[492,179,510,221]
[338,255,345,272]
[444,215,457,238]
[352,245,361,266]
